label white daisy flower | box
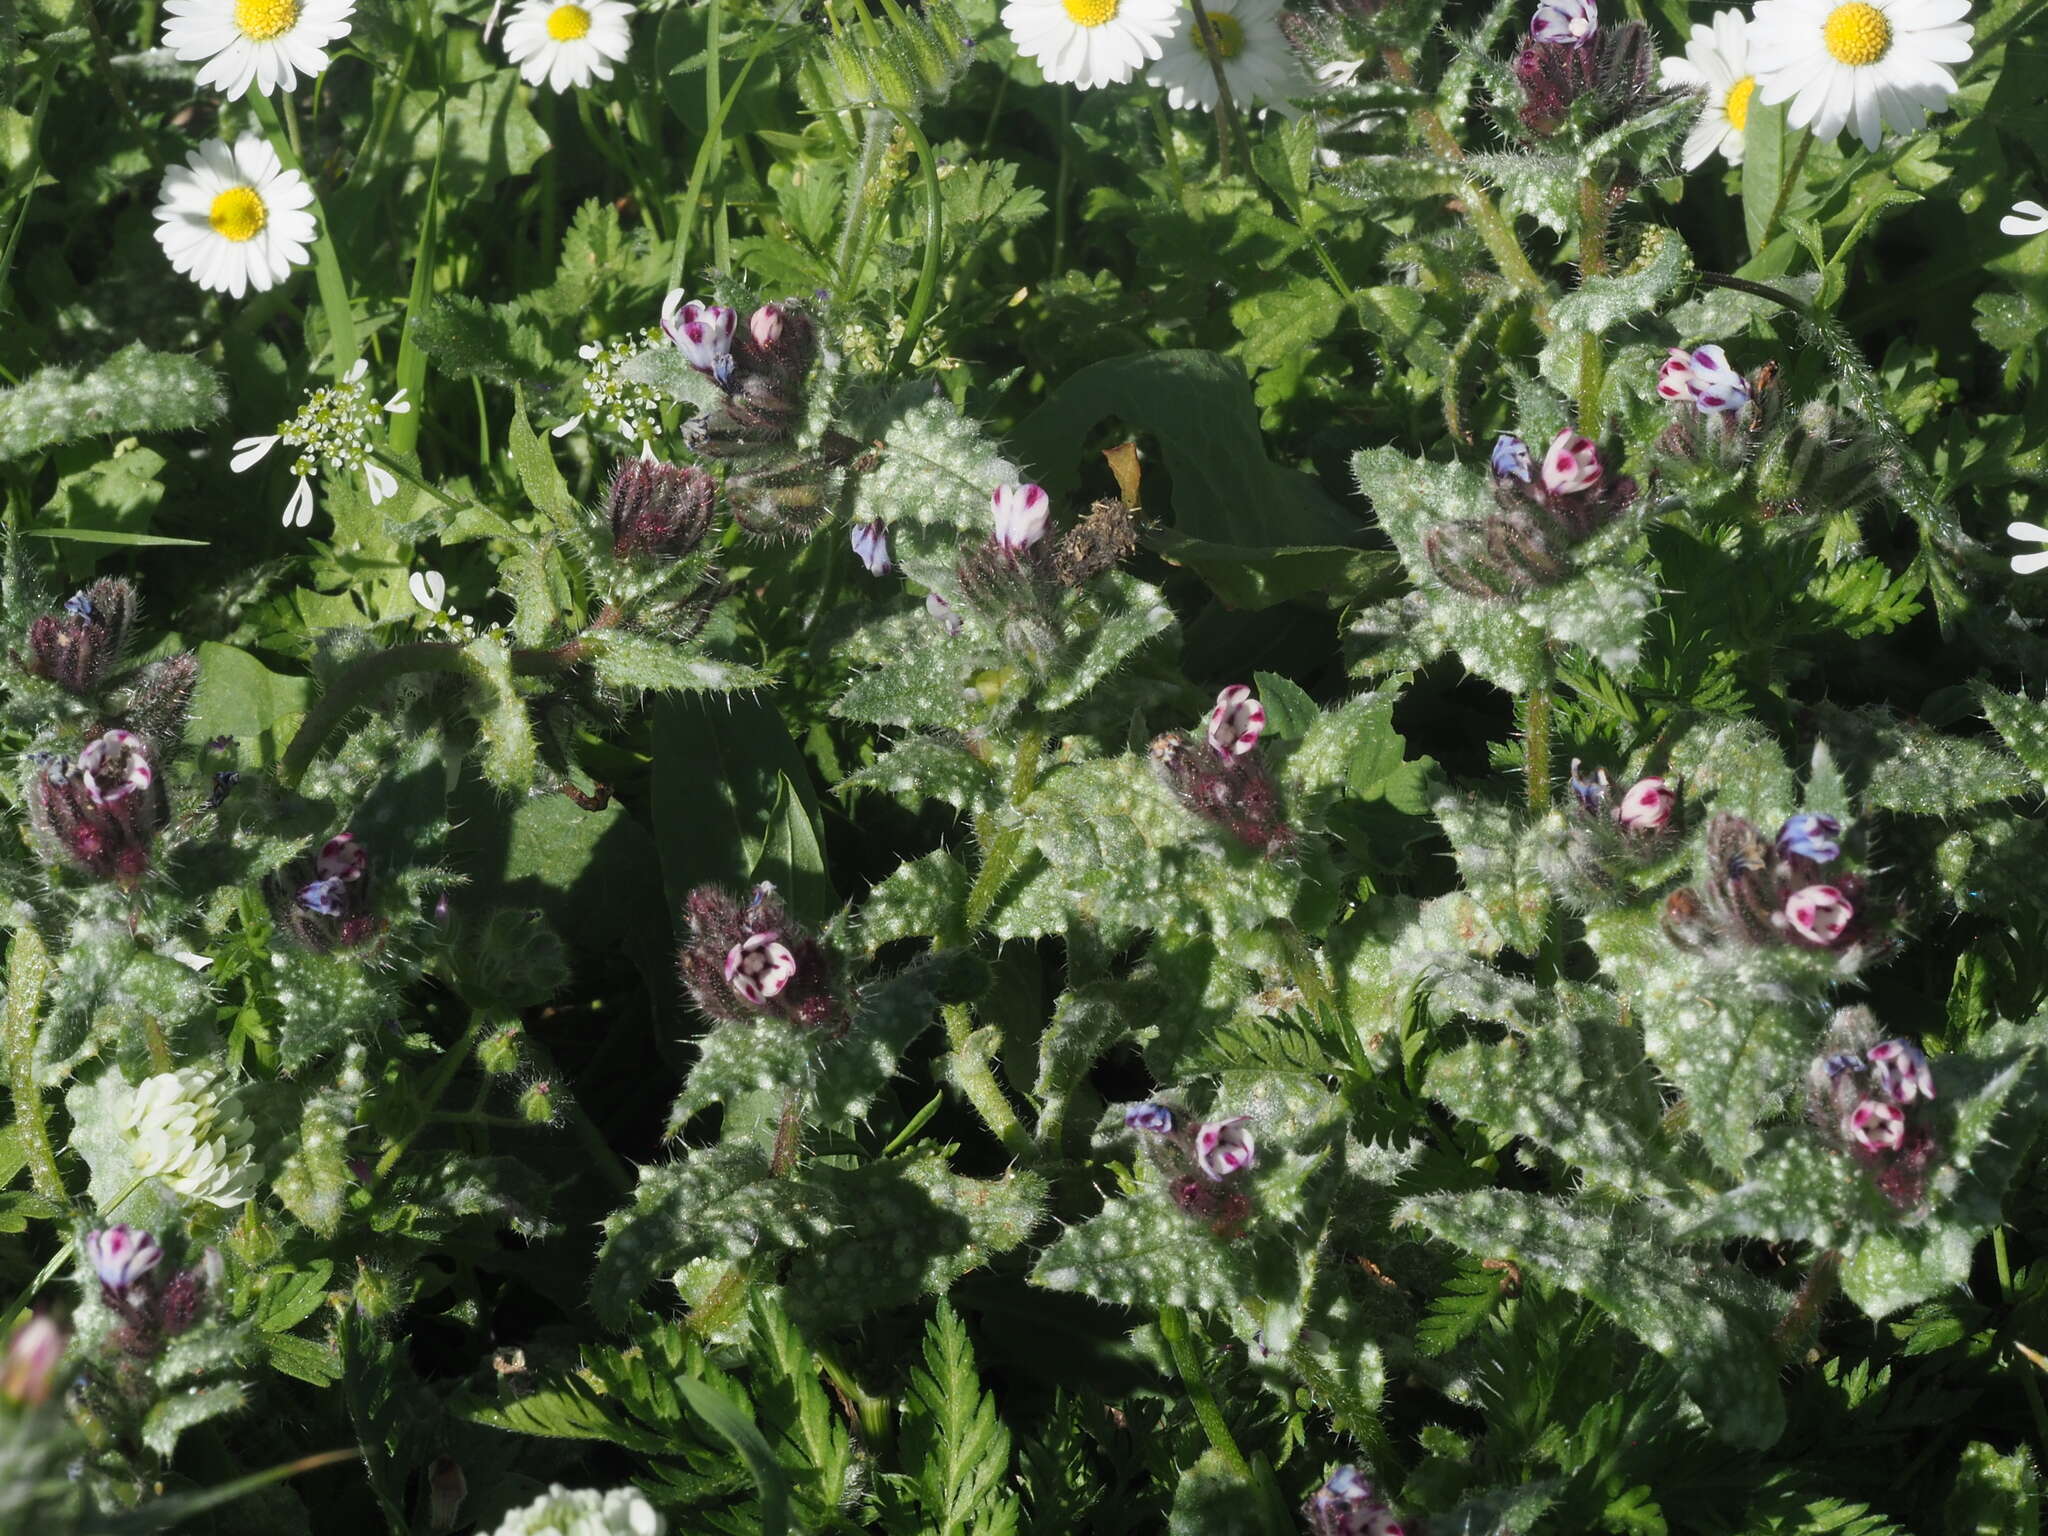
[1659,9,1757,169]
[2002,199,2048,236]
[1147,0,1302,111]
[161,0,355,99]
[1749,0,1973,153]
[152,136,316,300]
[231,359,410,528]
[2009,522,2048,575]
[1000,0,1181,90]
[500,0,635,92]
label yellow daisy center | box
[1061,0,1117,27]
[207,186,267,243]
[547,4,592,39]
[1821,2,1892,66]
[1193,10,1244,59]
[1725,74,1756,131]
[232,0,298,40]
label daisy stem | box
[1051,91,1071,276]
[1381,47,1553,334]
[1186,0,1246,178]
[1149,97,1184,199]
[250,90,361,381]
[1760,127,1813,250]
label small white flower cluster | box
[1659,0,1972,163]
[488,1485,666,1536]
[1000,0,1301,107]
[231,359,410,529]
[119,1068,262,1209]
[552,330,668,450]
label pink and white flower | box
[1530,0,1597,45]
[927,592,964,636]
[1780,883,1854,946]
[1848,1096,1905,1152]
[78,730,153,806]
[1193,1116,1255,1180]
[992,482,1051,552]
[84,1226,163,1297]
[1205,685,1266,759]
[661,292,738,384]
[1867,1039,1935,1104]
[316,832,367,882]
[1656,344,1751,413]
[0,1315,64,1407]
[1614,776,1677,833]
[1540,430,1603,497]
[724,931,797,1005]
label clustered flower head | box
[268,832,381,953]
[553,330,669,449]
[1658,344,1753,414]
[1304,1465,1410,1536]
[1662,809,1879,958]
[231,358,411,529]
[1424,429,1637,597]
[486,1483,666,1536]
[24,578,138,696]
[1150,684,1294,857]
[607,457,719,561]
[1125,1100,1258,1239]
[118,1069,262,1209]
[1146,0,1301,112]
[679,882,844,1031]
[29,729,162,884]
[1808,1013,1939,1208]
[82,1226,217,1354]
[1513,0,1660,137]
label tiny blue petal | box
[1777,813,1842,863]
[1124,1102,1175,1134]
[63,591,94,619]
[1491,433,1533,482]
[298,877,348,917]
[850,521,892,577]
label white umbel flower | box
[153,136,316,300]
[500,0,635,91]
[1001,0,1181,90]
[1659,9,1757,169]
[1146,0,1301,111]
[119,1069,262,1209]
[2008,522,2048,575]
[1749,0,1973,152]
[2002,199,2048,236]
[489,1485,666,1536]
[230,358,410,528]
[161,0,355,98]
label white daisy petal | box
[2011,550,2048,575]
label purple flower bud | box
[1848,1096,1905,1152]
[1867,1039,1935,1105]
[78,729,152,806]
[1193,1116,1255,1181]
[661,291,738,386]
[84,1226,162,1297]
[1540,430,1603,497]
[1530,0,1597,44]
[27,579,137,695]
[749,305,784,349]
[1614,776,1676,833]
[724,931,798,1006]
[608,457,719,560]
[1779,883,1854,947]
[1568,757,1610,814]
[1205,685,1266,759]
[63,590,93,619]
[1824,1051,1866,1079]
[992,482,1051,552]
[1124,1102,1176,1134]
[926,592,963,637]
[316,832,368,882]
[0,1314,63,1407]
[850,520,892,577]
[1491,433,1533,483]
[1304,1465,1409,1536]
[1776,813,1842,864]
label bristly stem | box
[1523,666,1553,817]
[1993,1228,2048,1459]
[886,110,944,377]
[942,1002,1033,1160]
[1772,1247,1839,1359]
[251,90,359,379]
[3,926,67,1205]
[1159,1305,1253,1482]
[1574,178,1610,433]
[1760,126,1814,252]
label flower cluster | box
[268,832,380,953]
[1569,761,1683,839]
[1662,810,1876,956]
[24,578,138,696]
[232,358,411,528]
[678,882,844,1031]
[948,481,1140,661]
[1304,1465,1410,1536]
[1809,1018,1939,1207]
[1150,684,1293,857]
[1657,344,1753,414]
[118,1069,262,1209]
[29,729,162,884]
[1513,0,1661,137]
[554,330,670,449]
[162,0,356,99]
[1125,1101,1258,1239]
[83,1226,217,1354]
[487,1484,665,1536]
[1423,430,1637,598]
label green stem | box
[374,1014,488,1180]
[667,5,787,291]
[1149,95,1184,200]
[251,91,360,379]
[1759,128,1813,252]
[1159,1305,1252,1481]
[0,65,54,312]
[886,110,944,377]
[1050,90,1072,277]
[1185,0,1245,177]
[1524,668,1553,817]
[370,448,468,511]
[943,1002,1032,1160]
[3,926,65,1205]
[1993,1228,2048,1460]
[833,113,891,295]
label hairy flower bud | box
[732,302,817,386]
[269,832,381,953]
[122,651,200,760]
[1150,731,1294,857]
[680,883,844,1031]
[155,1255,215,1338]
[1614,775,1677,833]
[608,458,719,560]
[1125,1102,1176,1134]
[29,731,161,884]
[724,931,798,1005]
[26,578,137,694]
[1778,883,1855,947]
[1541,431,1603,497]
